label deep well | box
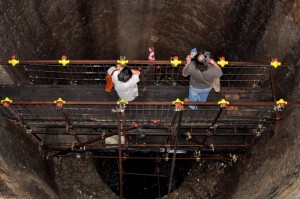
[0,0,300,199]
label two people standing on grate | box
[182,49,223,109]
[107,64,141,102]
[106,48,222,109]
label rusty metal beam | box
[156,157,161,199]
[55,154,233,161]
[167,111,182,197]
[117,112,124,199]
[42,143,250,148]
[7,100,300,106]
[112,172,168,178]
[269,68,277,102]
[58,107,83,143]
[207,107,225,135]
[0,60,291,67]
[164,111,178,153]
[47,135,104,158]
[269,67,281,126]
[34,131,268,136]
[60,108,72,128]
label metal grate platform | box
[0,59,298,198]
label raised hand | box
[186,55,191,65]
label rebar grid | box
[1,60,290,88]
[0,60,294,199]
[2,103,275,128]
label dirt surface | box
[164,161,236,199]
[53,157,118,199]
[0,117,58,198]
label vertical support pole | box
[233,123,237,135]
[269,67,277,102]
[208,107,224,134]
[122,112,129,154]
[167,111,182,197]
[156,157,161,199]
[60,108,82,143]
[117,112,123,199]
[157,173,161,199]
[269,67,279,133]
[164,112,178,153]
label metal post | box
[269,67,279,134]
[167,111,182,197]
[156,157,161,199]
[117,112,124,199]
[208,107,224,134]
[60,108,82,143]
[269,67,277,102]
[112,172,167,178]
[164,112,178,153]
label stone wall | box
[0,116,58,198]
[229,1,300,198]
[0,0,299,198]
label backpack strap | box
[197,69,213,87]
[110,69,119,77]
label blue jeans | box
[189,85,212,110]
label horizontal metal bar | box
[0,60,291,67]
[27,76,265,82]
[8,101,300,106]
[34,131,266,136]
[24,69,270,76]
[43,143,250,148]
[55,154,233,161]
[112,172,168,178]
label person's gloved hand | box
[186,55,191,65]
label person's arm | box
[182,55,191,77]
[107,66,117,75]
[209,59,223,77]
[119,75,140,89]
[131,69,141,76]
[210,59,221,69]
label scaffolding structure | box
[0,59,299,198]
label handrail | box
[6,100,300,105]
[0,60,291,67]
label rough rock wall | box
[165,161,236,199]
[229,1,300,198]
[230,69,300,199]
[1,0,270,60]
[0,117,58,198]
[53,157,118,199]
[0,0,118,60]
[251,0,300,63]
[0,0,299,198]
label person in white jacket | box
[107,65,141,101]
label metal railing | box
[0,59,295,199]
[1,103,276,128]
[0,60,290,88]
